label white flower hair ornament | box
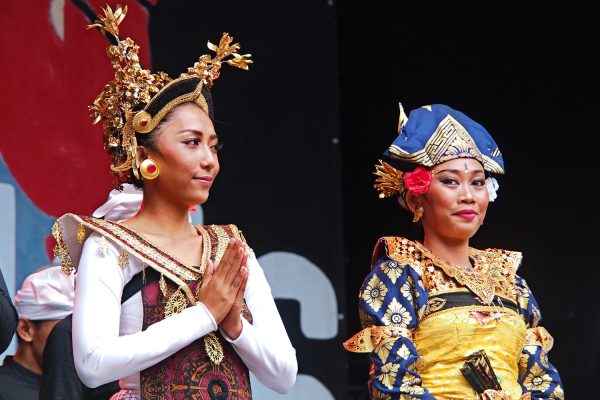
[486,177,499,202]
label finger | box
[214,239,237,273]
[201,259,215,289]
[223,244,245,283]
[235,266,249,304]
[212,239,240,280]
[235,251,248,286]
[240,251,248,271]
[230,254,247,289]
[215,239,245,283]
[207,258,215,275]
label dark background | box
[338,2,600,399]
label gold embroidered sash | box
[52,213,244,304]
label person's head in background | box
[13,266,74,374]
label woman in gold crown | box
[52,5,297,399]
[343,104,563,399]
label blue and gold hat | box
[374,103,503,200]
[385,103,504,173]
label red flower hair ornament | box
[402,166,432,195]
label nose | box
[459,183,476,203]
[199,145,216,170]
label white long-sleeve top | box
[72,232,297,396]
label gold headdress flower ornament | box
[87,4,252,188]
[373,160,407,199]
[373,104,414,202]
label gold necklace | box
[413,242,476,270]
[413,242,497,304]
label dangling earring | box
[412,206,424,223]
[140,159,160,180]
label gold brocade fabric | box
[343,325,413,354]
[344,236,564,399]
[384,237,521,305]
[413,307,526,400]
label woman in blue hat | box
[344,104,563,399]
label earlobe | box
[16,318,34,343]
[404,191,425,222]
[412,206,424,223]
[404,191,418,214]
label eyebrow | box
[433,168,484,174]
[176,129,218,140]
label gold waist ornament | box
[413,306,526,400]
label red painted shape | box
[45,235,57,263]
[0,1,152,217]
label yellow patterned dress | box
[344,237,564,400]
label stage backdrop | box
[0,1,347,398]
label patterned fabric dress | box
[344,237,564,400]
[53,215,254,400]
[139,224,254,400]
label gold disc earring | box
[412,206,424,223]
[140,159,160,180]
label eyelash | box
[183,138,200,146]
[183,139,222,152]
[439,178,486,186]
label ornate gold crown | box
[87,4,252,188]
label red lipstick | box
[454,209,477,220]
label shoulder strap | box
[200,224,242,264]
[54,214,199,304]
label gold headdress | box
[87,4,252,188]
